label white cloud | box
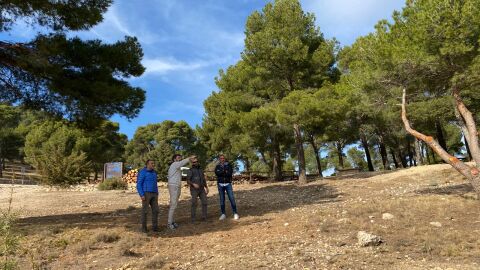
[142,57,209,75]
[301,0,404,45]
[82,4,162,45]
[103,6,133,36]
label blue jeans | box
[218,183,237,214]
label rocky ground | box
[1,163,479,269]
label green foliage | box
[0,1,145,124]
[202,0,338,179]
[97,178,127,191]
[125,121,203,179]
[324,143,352,171]
[24,121,91,185]
[0,0,112,32]
[0,104,23,176]
[347,148,368,171]
[250,160,271,174]
[84,121,127,180]
[0,187,19,270]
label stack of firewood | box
[122,169,139,184]
[232,173,269,183]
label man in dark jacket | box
[186,157,209,222]
[215,154,239,220]
[136,160,159,233]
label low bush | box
[97,178,127,190]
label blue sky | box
[1,0,405,138]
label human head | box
[191,156,199,166]
[172,154,182,162]
[145,159,155,170]
[219,154,225,163]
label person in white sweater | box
[167,154,195,229]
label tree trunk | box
[308,135,323,177]
[414,139,424,166]
[402,88,480,195]
[431,150,438,163]
[390,148,399,169]
[244,157,251,173]
[0,158,3,178]
[464,136,473,161]
[453,89,480,165]
[396,148,407,168]
[272,142,283,181]
[378,136,390,170]
[336,142,345,169]
[435,120,448,152]
[407,138,415,166]
[294,123,307,184]
[425,144,432,164]
[360,134,375,171]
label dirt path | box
[1,164,479,269]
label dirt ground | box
[1,164,480,269]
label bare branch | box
[453,88,480,167]
[401,88,478,179]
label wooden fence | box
[0,163,40,185]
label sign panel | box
[104,162,123,180]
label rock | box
[338,218,350,224]
[368,215,375,219]
[357,231,383,247]
[382,213,394,220]
[429,222,442,227]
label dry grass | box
[139,254,165,269]
[3,163,480,269]
[94,229,121,243]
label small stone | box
[284,223,289,226]
[430,222,442,227]
[357,231,383,247]
[368,215,375,219]
[382,213,394,220]
[338,218,350,224]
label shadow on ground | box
[415,183,474,196]
[17,182,341,238]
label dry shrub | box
[140,254,164,269]
[115,234,148,257]
[73,239,94,255]
[95,230,121,243]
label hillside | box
[1,164,479,269]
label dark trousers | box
[218,183,237,215]
[190,188,207,221]
[141,192,159,230]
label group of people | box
[136,154,239,232]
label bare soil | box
[1,164,480,269]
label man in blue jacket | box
[137,159,159,233]
[215,154,239,220]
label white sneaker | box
[234,213,240,220]
[219,214,226,220]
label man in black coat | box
[186,157,209,222]
[215,154,239,220]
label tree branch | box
[453,88,480,167]
[401,88,478,179]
